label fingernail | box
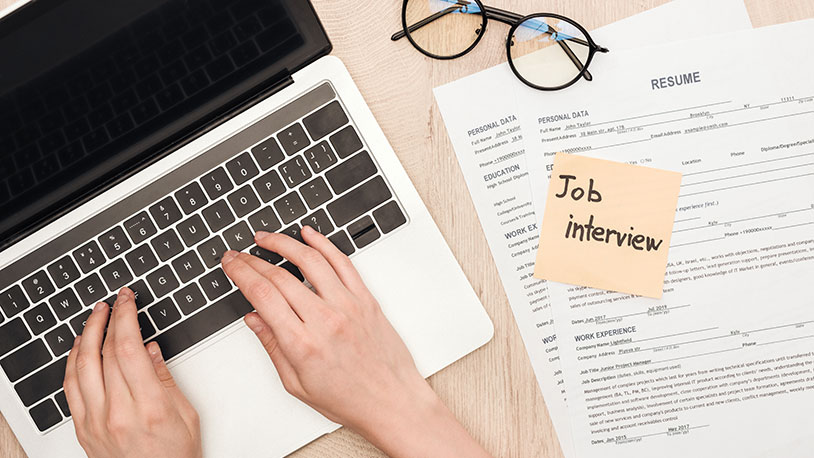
[74,335,82,346]
[148,342,162,362]
[221,250,238,265]
[245,313,264,333]
[94,301,106,312]
[255,231,270,241]
[302,225,315,235]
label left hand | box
[62,287,202,458]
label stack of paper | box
[436,1,814,456]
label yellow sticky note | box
[534,153,682,298]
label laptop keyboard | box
[0,82,407,433]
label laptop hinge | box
[249,69,294,106]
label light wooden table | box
[2,1,813,456]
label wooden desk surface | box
[1,0,812,456]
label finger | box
[101,296,133,402]
[237,252,320,319]
[244,313,302,393]
[254,231,345,295]
[63,336,86,422]
[146,342,198,423]
[222,251,303,338]
[74,302,109,411]
[109,288,164,400]
[300,226,370,297]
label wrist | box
[352,377,489,458]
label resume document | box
[518,19,814,458]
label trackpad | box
[167,325,336,457]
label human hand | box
[63,288,202,458]
[222,226,490,458]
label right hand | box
[222,226,490,458]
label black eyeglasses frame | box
[391,0,609,91]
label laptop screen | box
[0,0,330,249]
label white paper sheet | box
[516,19,814,458]
[433,1,751,455]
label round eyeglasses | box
[391,0,609,91]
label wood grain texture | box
[0,1,811,457]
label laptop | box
[0,0,494,456]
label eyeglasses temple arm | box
[391,2,467,41]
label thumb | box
[147,342,198,419]
[244,312,300,392]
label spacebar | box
[150,290,254,360]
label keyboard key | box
[222,221,253,251]
[247,206,281,233]
[44,324,74,356]
[123,212,157,245]
[174,283,207,315]
[327,176,391,227]
[69,310,92,335]
[29,399,62,432]
[301,209,334,236]
[249,245,283,265]
[151,229,185,262]
[225,152,259,185]
[277,123,309,155]
[98,226,132,259]
[47,256,80,289]
[303,101,348,140]
[149,290,252,360]
[373,201,408,234]
[227,186,260,218]
[129,280,155,310]
[126,244,159,277]
[1,339,51,382]
[279,155,311,188]
[99,258,133,291]
[199,268,231,301]
[329,125,363,159]
[253,170,286,202]
[280,262,304,281]
[325,150,377,195]
[24,303,56,335]
[200,167,234,200]
[0,285,30,318]
[15,357,67,407]
[55,391,71,417]
[104,295,117,306]
[75,274,106,306]
[177,214,209,247]
[273,192,306,225]
[172,251,205,284]
[301,177,332,209]
[329,231,355,256]
[138,312,156,340]
[22,270,55,303]
[281,225,303,243]
[198,236,228,268]
[0,318,31,356]
[251,137,285,169]
[202,199,236,232]
[303,141,337,173]
[148,298,181,330]
[146,266,179,299]
[175,182,208,214]
[149,197,183,230]
[348,215,381,249]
